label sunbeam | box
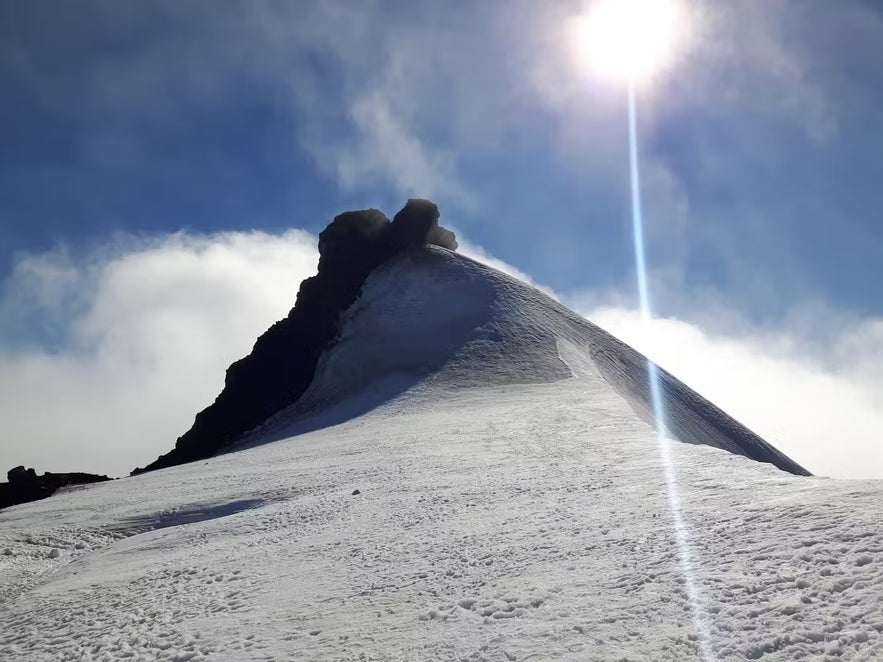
[628,80,715,660]
[571,2,710,649]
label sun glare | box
[573,0,687,85]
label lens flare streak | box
[627,81,715,661]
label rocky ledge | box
[0,466,111,510]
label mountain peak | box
[243,245,808,476]
[132,199,457,474]
[132,200,808,479]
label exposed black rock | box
[0,466,111,510]
[132,199,457,475]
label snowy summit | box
[1,201,881,661]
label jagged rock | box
[0,467,111,510]
[132,199,457,475]
[317,208,389,267]
[390,199,457,250]
[8,466,37,483]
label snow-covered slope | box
[240,247,807,477]
[2,247,880,661]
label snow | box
[1,247,881,660]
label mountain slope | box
[237,245,808,476]
[132,199,458,475]
[0,340,879,660]
[6,234,881,661]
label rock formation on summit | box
[132,199,457,474]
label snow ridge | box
[243,246,808,476]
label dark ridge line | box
[0,466,112,510]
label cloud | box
[670,1,838,143]
[17,1,848,211]
[12,0,484,207]
[574,300,883,480]
[0,231,318,477]
[330,91,473,204]
[7,1,869,262]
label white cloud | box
[0,231,318,477]
[576,303,883,480]
[170,0,485,207]
[331,91,472,204]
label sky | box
[1,0,882,479]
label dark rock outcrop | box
[132,199,457,475]
[0,466,111,510]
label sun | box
[572,0,688,85]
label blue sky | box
[2,0,883,478]
[6,0,882,311]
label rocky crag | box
[0,466,111,510]
[132,199,457,474]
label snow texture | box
[1,247,879,661]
